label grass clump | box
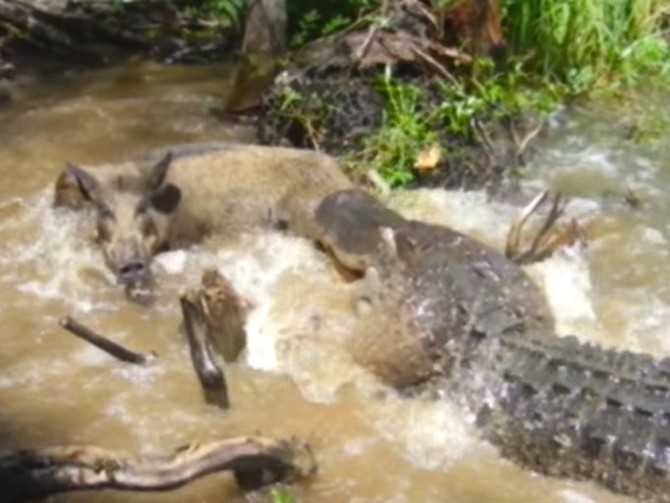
[287,0,378,47]
[501,0,670,90]
[353,72,439,187]
[349,60,560,187]
[267,486,297,503]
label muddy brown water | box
[1,64,666,503]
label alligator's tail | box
[475,332,670,502]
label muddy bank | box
[254,0,535,191]
[257,69,528,190]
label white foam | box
[369,395,476,470]
[6,185,602,376]
[641,226,667,246]
[154,249,188,274]
[616,292,670,354]
[389,188,512,245]
[528,242,598,337]
[0,189,118,312]
[559,488,596,503]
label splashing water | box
[0,65,661,503]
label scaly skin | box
[315,189,670,501]
[473,331,670,502]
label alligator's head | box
[55,152,182,294]
[315,189,406,272]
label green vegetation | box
[276,0,670,186]
[345,59,561,187]
[355,74,437,187]
[287,0,377,47]
[272,83,337,147]
[286,0,670,90]
[193,0,670,92]
[215,0,669,186]
[501,0,670,89]
[183,0,247,28]
[268,486,297,503]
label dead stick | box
[180,296,230,409]
[0,436,317,501]
[59,316,153,365]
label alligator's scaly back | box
[472,331,670,502]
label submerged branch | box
[0,436,317,501]
[180,294,230,409]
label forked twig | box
[506,191,582,265]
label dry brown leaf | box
[413,143,442,171]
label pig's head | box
[58,152,182,291]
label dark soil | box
[256,65,525,191]
[252,0,527,192]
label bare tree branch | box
[59,316,155,364]
[0,436,317,502]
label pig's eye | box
[96,215,115,242]
[138,213,157,237]
[98,204,115,220]
[135,199,149,216]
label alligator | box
[315,188,670,502]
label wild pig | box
[54,142,353,291]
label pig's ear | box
[144,151,173,191]
[150,183,181,215]
[62,163,110,213]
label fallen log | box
[59,316,155,364]
[0,436,317,502]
